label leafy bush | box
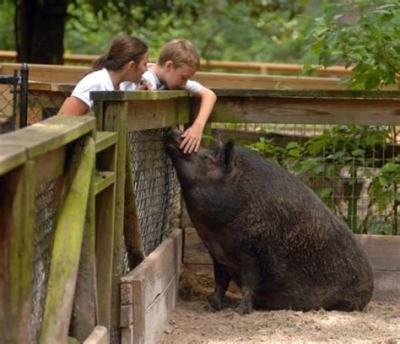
[305,0,400,89]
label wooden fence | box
[0,50,352,77]
[1,89,400,344]
[0,62,345,90]
[0,91,189,344]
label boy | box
[137,39,217,154]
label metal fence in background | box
[0,64,28,133]
[213,122,400,236]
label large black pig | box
[166,129,373,314]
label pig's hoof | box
[235,301,252,315]
[207,294,223,311]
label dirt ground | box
[159,270,400,344]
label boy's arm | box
[180,87,217,153]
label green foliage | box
[0,1,15,50]
[305,0,400,89]
[63,0,315,62]
[247,125,399,234]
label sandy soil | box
[159,270,400,344]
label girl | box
[59,35,148,116]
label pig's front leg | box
[208,258,231,311]
[236,253,260,315]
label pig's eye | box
[201,155,214,163]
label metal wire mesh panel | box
[0,78,17,133]
[128,128,180,257]
[27,90,69,125]
[31,177,62,342]
[213,122,400,235]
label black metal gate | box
[0,63,28,133]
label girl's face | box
[126,52,149,83]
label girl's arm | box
[58,96,89,116]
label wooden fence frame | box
[0,50,353,77]
[1,88,400,344]
[0,62,348,90]
[0,115,96,342]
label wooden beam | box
[0,115,95,159]
[120,229,182,344]
[0,145,26,176]
[209,90,400,125]
[183,228,400,303]
[101,102,128,341]
[83,326,109,344]
[0,161,35,343]
[40,136,95,344]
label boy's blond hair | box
[158,39,200,69]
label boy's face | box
[163,61,196,89]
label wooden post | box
[91,90,190,342]
[0,158,35,343]
[94,131,118,332]
[40,136,95,344]
[98,101,128,342]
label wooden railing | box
[0,50,352,76]
[0,91,189,343]
[2,89,400,343]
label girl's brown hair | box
[91,35,148,72]
[158,39,200,69]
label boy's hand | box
[138,79,152,90]
[180,124,203,154]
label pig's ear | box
[222,141,235,171]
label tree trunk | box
[15,0,68,64]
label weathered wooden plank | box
[210,96,400,125]
[33,146,65,185]
[144,275,178,344]
[120,229,182,344]
[91,90,188,102]
[184,229,400,302]
[95,184,116,330]
[102,102,128,341]
[132,279,145,344]
[0,160,35,343]
[71,145,97,342]
[40,136,95,344]
[0,63,88,83]
[0,144,26,176]
[126,98,190,131]
[372,270,400,302]
[356,235,400,271]
[0,115,95,159]
[95,131,117,153]
[93,109,118,332]
[83,326,109,344]
[213,89,400,99]
[195,72,343,90]
[94,171,115,195]
[121,229,183,308]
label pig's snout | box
[165,128,184,152]
[166,128,182,145]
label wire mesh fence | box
[128,128,180,258]
[31,177,63,342]
[212,122,400,236]
[0,64,56,133]
[0,65,28,133]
